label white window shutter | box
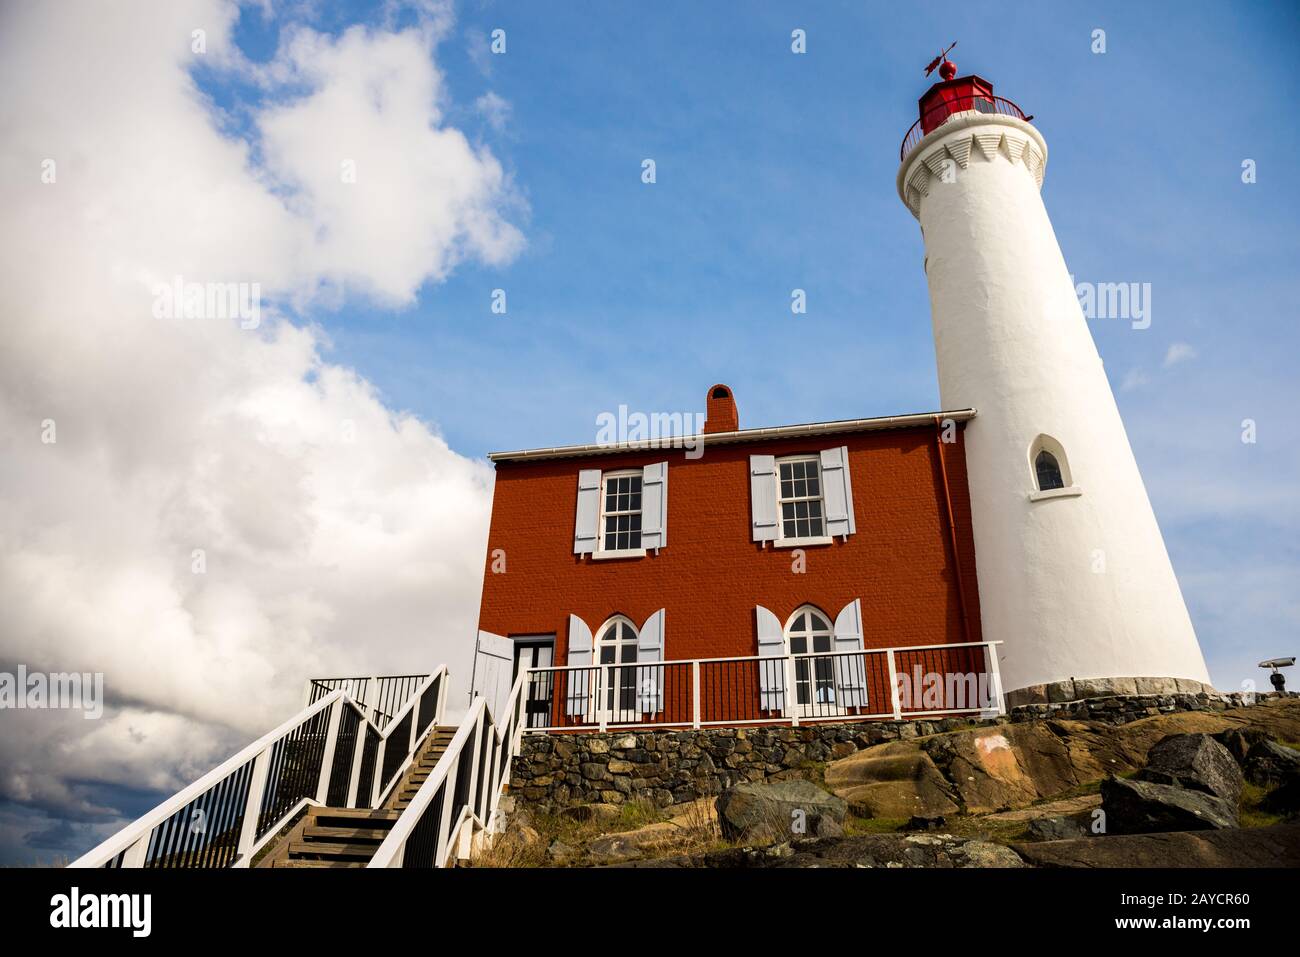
[565,614,593,716]
[641,462,668,550]
[833,598,867,708]
[756,604,786,712]
[636,608,665,714]
[820,445,857,538]
[750,455,778,543]
[573,469,602,555]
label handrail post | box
[365,674,379,724]
[784,653,799,726]
[234,748,271,868]
[371,739,386,808]
[691,660,701,729]
[433,761,459,867]
[316,697,345,803]
[886,649,902,720]
[121,833,149,868]
[345,712,366,807]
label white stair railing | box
[368,669,528,868]
[69,667,448,869]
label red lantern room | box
[918,67,996,136]
[899,49,1030,160]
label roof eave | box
[487,408,977,463]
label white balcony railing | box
[519,641,1003,732]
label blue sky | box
[1,0,1297,867]
[205,0,1298,691]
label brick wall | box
[478,422,983,664]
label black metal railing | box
[900,94,1028,160]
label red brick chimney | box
[704,384,738,434]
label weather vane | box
[924,41,958,81]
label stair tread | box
[310,808,401,822]
[273,858,366,868]
[303,825,387,842]
[288,841,378,857]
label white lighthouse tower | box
[896,55,1212,703]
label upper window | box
[601,470,642,551]
[1035,450,1064,491]
[1028,434,1077,498]
[777,456,825,540]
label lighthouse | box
[897,56,1212,702]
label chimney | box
[704,384,738,434]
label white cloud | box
[1163,341,1197,368]
[475,91,512,133]
[1120,367,1150,392]
[0,0,517,858]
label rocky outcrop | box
[1135,734,1243,803]
[822,697,1300,820]
[715,780,846,844]
[1100,777,1238,833]
[619,833,1026,868]
[1014,824,1300,868]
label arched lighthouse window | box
[1035,450,1064,491]
[594,616,639,718]
[1028,434,1073,492]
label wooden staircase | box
[261,725,457,868]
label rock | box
[1243,739,1300,786]
[546,839,576,863]
[1100,776,1238,834]
[1024,815,1089,841]
[985,793,1101,824]
[716,780,847,844]
[814,816,844,839]
[587,738,609,755]
[586,834,643,863]
[1046,679,1077,703]
[1262,777,1300,818]
[1014,824,1300,868]
[1075,677,1138,699]
[824,746,959,819]
[1135,677,1179,696]
[1136,733,1243,803]
[905,815,946,831]
[1212,728,1269,765]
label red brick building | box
[474,386,992,729]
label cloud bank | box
[0,0,517,862]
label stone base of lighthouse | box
[1003,675,1218,710]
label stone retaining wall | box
[509,690,1266,812]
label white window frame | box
[784,605,842,717]
[592,615,641,721]
[594,469,648,559]
[773,455,832,547]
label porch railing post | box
[597,666,608,732]
[121,833,149,868]
[886,649,902,720]
[691,660,701,729]
[784,653,799,726]
[986,643,1005,716]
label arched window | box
[1029,434,1073,494]
[785,606,836,713]
[1035,450,1064,491]
[595,616,639,718]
